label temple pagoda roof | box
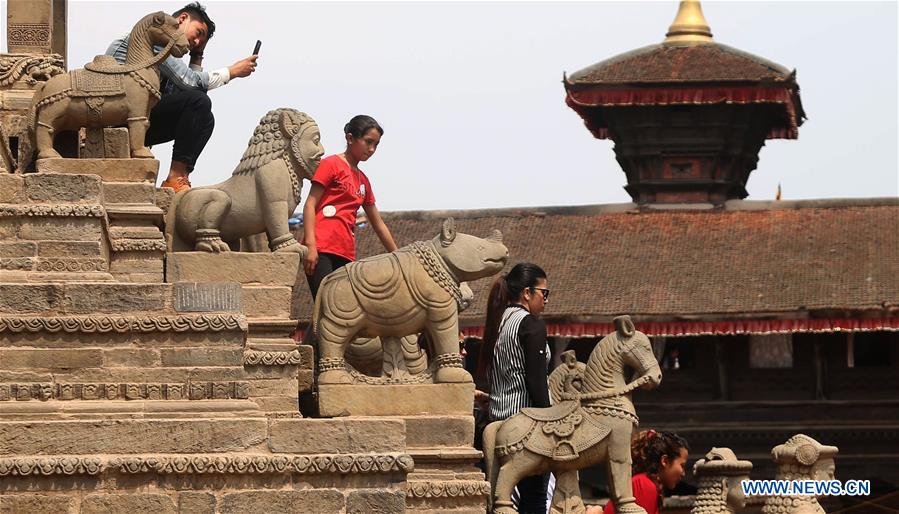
[563,1,805,140]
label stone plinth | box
[166,252,301,285]
[318,383,475,417]
[166,251,306,415]
[37,158,159,183]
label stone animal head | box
[581,316,662,394]
[433,218,508,282]
[772,434,838,482]
[692,447,752,514]
[137,12,189,59]
[233,108,325,200]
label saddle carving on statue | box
[499,401,613,462]
[69,65,126,98]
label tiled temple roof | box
[291,199,899,326]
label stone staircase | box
[0,157,422,513]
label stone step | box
[1,204,105,242]
[0,270,115,283]
[36,158,159,183]
[318,383,475,417]
[404,416,475,448]
[102,182,157,205]
[0,282,173,315]
[242,285,292,318]
[2,173,102,203]
[0,418,269,455]
[166,252,301,286]
[105,203,163,226]
[0,399,263,419]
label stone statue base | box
[319,382,475,417]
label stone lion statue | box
[166,108,324,253]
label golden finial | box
[664,1,713,44]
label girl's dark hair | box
[632,429,689,475]
[344,115,384,138]
[475,262,547,382]
[173,2,216,38]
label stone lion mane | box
[233,108,316,187]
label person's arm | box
[302,182,325,276]
[518,315,551,408]
[362,203,398,253]
[160,52,257,92]
[159,53,210,90]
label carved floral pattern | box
[0,314,247,334]
[35,258,108,272]
[0,53,65,87]
[8,24,51,47]
[243,350,302,366]
[0,382,249,401]
[406,480,491,498]
[109,239,167,252]
[0,453,414,476]
[0,204,105,217]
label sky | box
[2,1,897,211]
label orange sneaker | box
[160,175,192,192]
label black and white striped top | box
[488,305,551,421]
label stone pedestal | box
[166,252,306,416]
[317,381,489,512]
[0,173,112,282]
[36,158,165,282]
[319,383,476,417]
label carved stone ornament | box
[167,108,323,254]
[0,453,414,477]
[0,382,249,401]
[0,53,65,88]
[762,434,839,514]
[315,218,508,385]
[243,350,302,366]
[0,204,105,217]
[691,448,753,514]
[28,12,189,163]
[8,23,52,48]
[407,480,492,498]
[0,314,247,333]
[109,238,167,252]
[483,316,663,514]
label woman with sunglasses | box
[476,262,552,514]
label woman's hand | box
[304,246,319,276]
[474,389,489,410]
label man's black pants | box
[146,89,215,173]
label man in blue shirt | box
[106,2,258,191]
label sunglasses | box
[530,287,550,301]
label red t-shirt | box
[310,154,376,261]
[602,473,660,514]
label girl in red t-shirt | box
[302,115,398,298]
[595,429,689,514]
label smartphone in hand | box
[253,40,262,55]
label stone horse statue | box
[483,316,662,514]
[29,11,188,161]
